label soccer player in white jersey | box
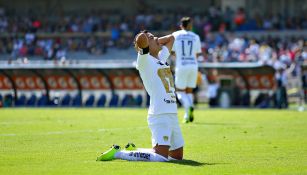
[97,31,184,162]
[172,17,203,123]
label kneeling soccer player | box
[96,31,184,162]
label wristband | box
[139,46,149,55]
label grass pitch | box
[0,108,306,175]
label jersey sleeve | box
[136,53,149,71]
[158,46,170,63]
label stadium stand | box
[0,0,306,108]
[85,94,95,107]
[109,94,119,107]
[26,94,37,106]
[37,95,47,107]
[72,94,82,107]
[15,94,26,106]
[135,94,143,107]
[60,94,72,106]
[0,94,2,106]
[96,94,107,107]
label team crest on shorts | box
[163,136,169,141]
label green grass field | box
[0,108,306,175]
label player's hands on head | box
[136,33,149,49]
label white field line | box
[0,126,147,137]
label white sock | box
[114,150,168,162]
[176,91,189,117]
[183,113,189,120]
[187,93,194,107]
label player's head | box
[180,17,192,31]
[134,30,162,55]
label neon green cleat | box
[125,142,137,151]
[188,107,194,122]
[96,145,121,161]
[182,118,189,124]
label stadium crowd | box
[0,6,306,62]
[202,34,307,66]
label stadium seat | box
[121,94,135,107]
[61,94,71,107]
[15,94,26,106]
[241,91,250,107]
[26,94,37,106]
[135,94,143,106]
[0,94,3,107]
[37,95,48,107]
[85,94,95,107]
[97,94,106,107]
[109,94,119,107]
[49,96,60,107]
[3,94,13,107]
[72,94,82,107]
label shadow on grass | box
[168,159,224,167]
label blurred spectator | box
[0,6,305,61]
[207,76,219,107]
[234,7,246,29]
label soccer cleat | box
[96,145,121,161]
[188,107,194,122]
[125,142,137,151]
[182,119,189,123]
[182,114,189,123]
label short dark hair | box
[140,30,148,34]
[181,17,191,28]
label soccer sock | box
[187,93,194,107]
[176,91,190,118]
[114,150,168,162]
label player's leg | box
[175,68,190,122]
[169,147,183,160]
[148,114,173,160]
[168,114,184,160]
[153,144,170,158]
[186,67,198,122]
[97,144,169,162]
[186,88,194,106]
[176,89,190,122]
[186,87,194,122]
[115,145,169,161]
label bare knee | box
[153,145,170,159]
[176,88,185,92]
[186,88,193,93]
[169,147,183,160]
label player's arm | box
[158,34,174,53]
[195,35,204,61]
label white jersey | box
[136,46,177,115]
[172,30,201,68]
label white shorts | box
[148,113,184,151]
[175,66,198,89]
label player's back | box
[172,30,201,68]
